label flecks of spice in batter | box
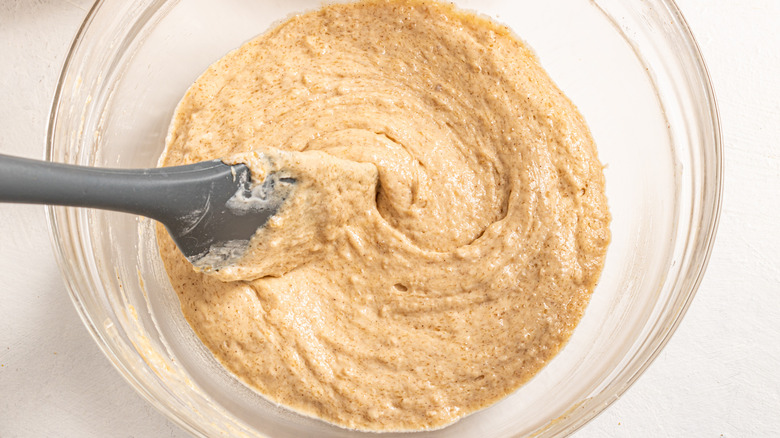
[157,0,610,431]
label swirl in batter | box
[157,0,610,431]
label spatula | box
[0,153,293,270]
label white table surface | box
[1,1,778,436]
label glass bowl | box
[46,0,722,437]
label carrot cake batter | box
[157,0,611,431]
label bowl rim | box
[45,0,723,436]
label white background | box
[1,0,778,436]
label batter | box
[157,0,611,431]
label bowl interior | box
[47,0,720,437]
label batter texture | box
[157,0,611,431]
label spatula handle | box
[0,153,243,222]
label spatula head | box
[163,162,294,270]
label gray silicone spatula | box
[0,153,293,270]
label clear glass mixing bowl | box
[46,0,722,436]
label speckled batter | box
[157,0,610,431]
